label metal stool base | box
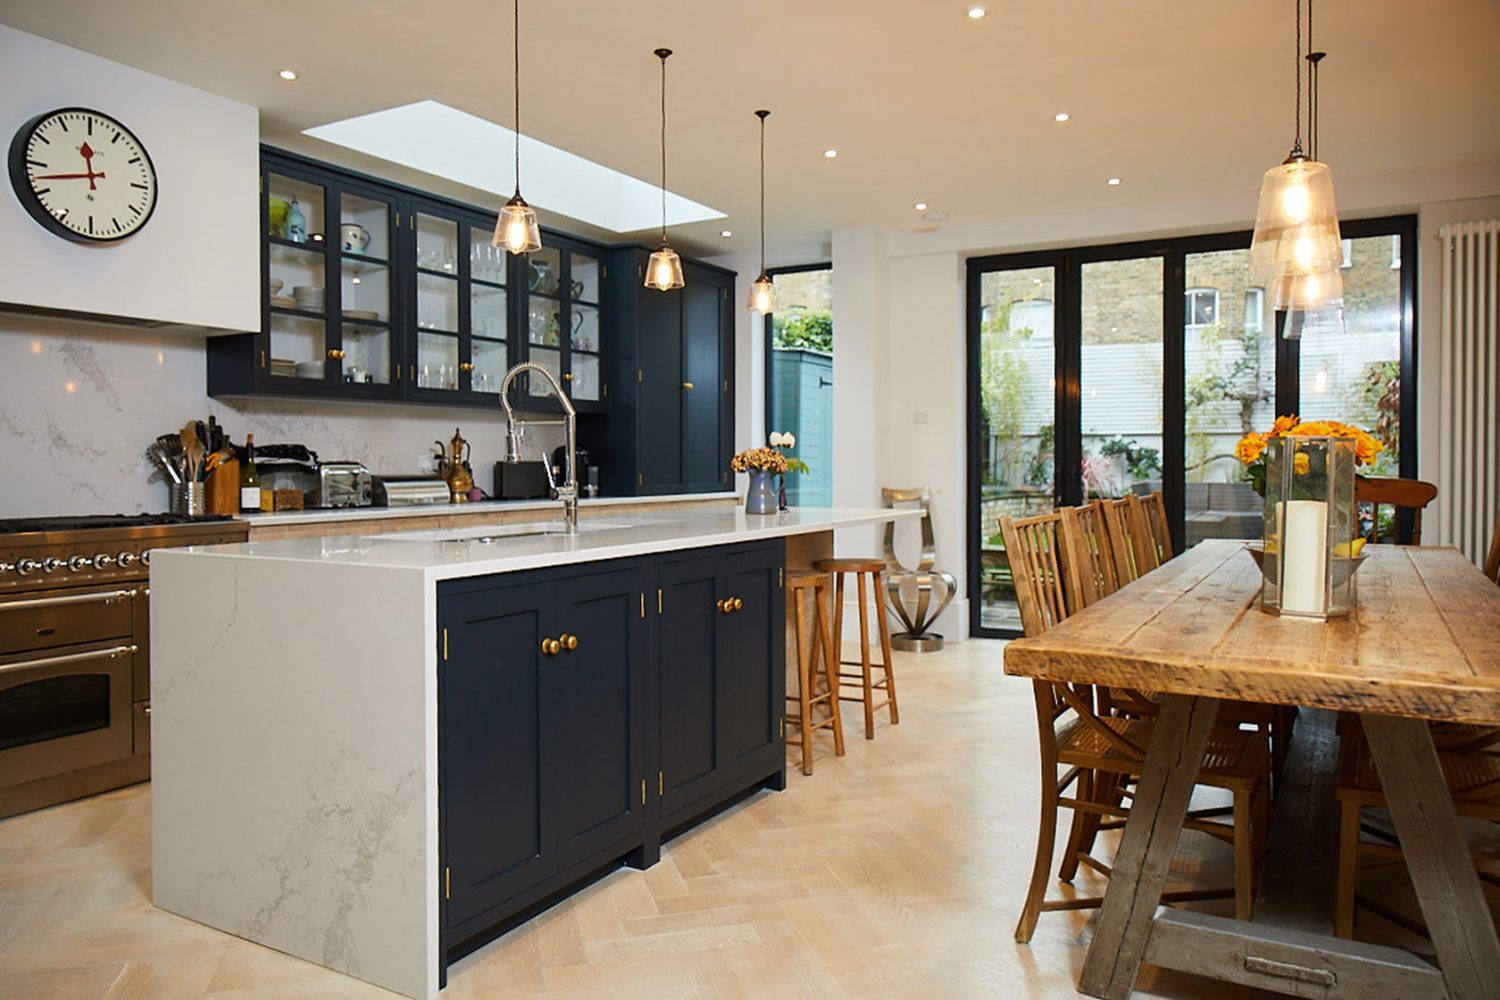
[890,632,944,653]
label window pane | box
[1185,249,1276,548]
[1081,257,1164,500]
[1297,234,1402,476]
[768,269,833,507]
[977,266,1056,633]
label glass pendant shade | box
[1250,158,1342,285]
[493,194,541,254]
[1274,266,1344,314]
[747,273,776,315]
[645,244,685,291]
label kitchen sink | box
[374,520,635,544]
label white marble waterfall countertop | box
[232,490,737,527]
[158,507,920,582]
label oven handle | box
[0,588,139,612]
[0,643,138,675]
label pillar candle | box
[1280,499,1329,614]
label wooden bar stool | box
[785,570,844,775]
[814,558,900,739]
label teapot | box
[433,427,475,503]
[340,223,371,254]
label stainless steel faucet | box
[499,363,578,534]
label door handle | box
[681,381,694,390]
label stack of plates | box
[343,309,380,322]
[292,286,325,311]
[295,361,324,379]
[269,358,298,378]
[270,295,298,309]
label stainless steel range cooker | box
[0,513,248,819]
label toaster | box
[313,462,373,508]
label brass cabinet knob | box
[328,349,346,361]
[541,637,562,656]
[562,373,574,382]
[715,598,731,614]
[459,362,475,372]
[681,381,694,390]
[561,633,579,652]
[731,597,743,612]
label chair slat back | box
[999,512,1071,639]
[1123,495,1162,574]
[1487,508,1500,586]
[1355,475,1437,545]
[1099,498,1140,584]
[1060,503,1119,610]
[1143,490,1174,563]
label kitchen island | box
[148,506,917,1000]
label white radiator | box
[1437,220,1500,566]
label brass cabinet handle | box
[715,598,730,614]
[541,637,562,656]
[459,362,475,372]
[731,597,743,612]
[562,373,574,382]
[328,349,346,361]
[561,633,579,652]
[681,381,694,390]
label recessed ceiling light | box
[966,5,988,18]
[720,229,733,238]
[914,202,928,211]
[1107,176,1122,186]
[279,69,298,81]
[1054,112,1070,122]
[823,149,838,159]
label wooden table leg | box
[1077,693,1221,999]
[1361,713,1500,1000]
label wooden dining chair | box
[1099,498,1147,584]
[1059,502,1120,610]
[1486,507,1500,586]
[1355,476,1438,545]
[1004,512,1268,943]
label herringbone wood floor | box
[0,639,1453,999]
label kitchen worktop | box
[169,506,918,581]
[232,490,738,527]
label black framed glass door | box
[967,216,1416,638]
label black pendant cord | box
[1306,0,1325,163]
[756,110,769,275]
[656,49,671,246]
[1291,0,1303,157]
[513,0,521,198]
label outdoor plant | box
[771,310,833,353]
[1099,436,1162,481]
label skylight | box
[304,100,725,235]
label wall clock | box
[7,107,158,244]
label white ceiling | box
[3,0,1498,258]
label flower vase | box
[745,470,778,515]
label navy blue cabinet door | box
[439,584,558,927]
[655,552,725,817]
[720,548,785,778]
[553,567,648,867]
[636,281,683,490]
[680,274,723,492]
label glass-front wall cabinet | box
[524,238,606,406]
[263,165,397,394]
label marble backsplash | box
[0,313,564,518]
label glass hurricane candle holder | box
[1260,435,1358,619]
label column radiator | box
[1437,220,1500,565]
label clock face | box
[7,108,157,243]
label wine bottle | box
[240,434,261,513]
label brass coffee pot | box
[434,427,474,503]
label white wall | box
[0,313,561,518]
[0,25,259,332]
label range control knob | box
[0,561,13,576]
[116,552,139,568]
[68,555,92,572]
[42,557,65,573]
[141,550,152,566]
[16,559,41,576]
[91,553,116,571]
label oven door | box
[0,643,136,787]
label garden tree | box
[771,309,832,353]
[1185,323,1272,480]
[978,295,1035,486]
[1357,359,1400,475]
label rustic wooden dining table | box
[1004,538,1500,999]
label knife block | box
[206,460,240,516]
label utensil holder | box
[170,482,206,518]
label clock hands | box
[35,142,106,189]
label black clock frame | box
[7,106,158,245]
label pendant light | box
[645,48,685,292]
[1249,0,1341,315]
[492,0,541,254]
[747,110,776,315]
